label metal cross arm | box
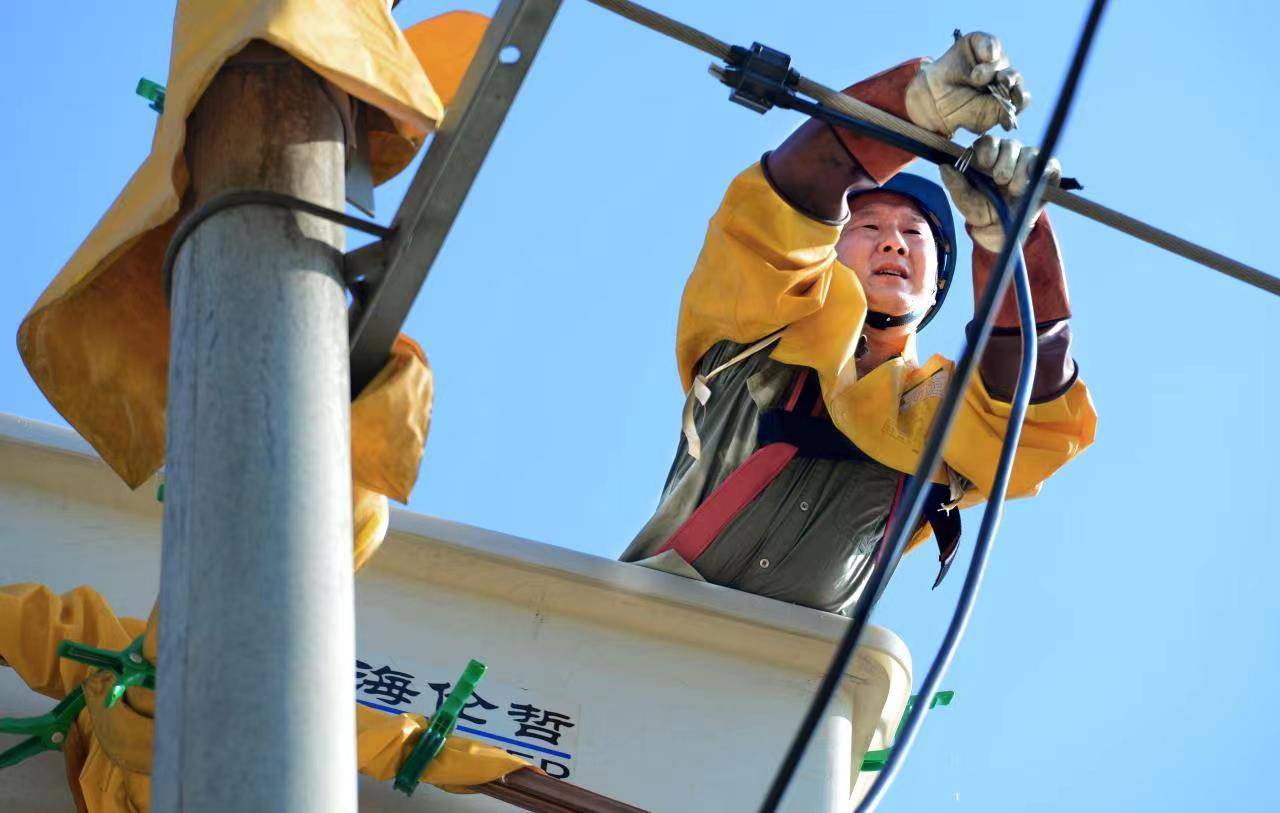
[346,0,563,396]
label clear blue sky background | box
[2,1,1277,810]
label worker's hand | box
[939,136,1060,252]
[906,32,1028,137]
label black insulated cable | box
[758,1,1110,810]
[853,177,1036,813]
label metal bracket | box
[713,42,799,115]
[345,102,376,217]
[345,0,563,395]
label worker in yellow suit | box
[623,31,1097,612]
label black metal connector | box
[718,43,799,114]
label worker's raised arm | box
[676,33,1030,386]
[939,136,1097,498]
[767,32,1029,221]
[763,64,918,222]
[941,135,1078,402]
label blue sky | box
[3,1,1277,810]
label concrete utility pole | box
[154,42,355,810]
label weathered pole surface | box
[154,42,355,810]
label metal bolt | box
[799,501,810,511]
[50,731,64,744]
[759,558,770,569]
[129,653,144,664]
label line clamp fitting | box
[715,42,799,114]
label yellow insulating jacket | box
[0,584,532,813]
[16,0,490,496]
[677,163,1098,512]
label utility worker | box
[622,32,1097,614]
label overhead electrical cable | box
[760,1,1111,808]
[852,177,1038,813]
[584,0,1277,297]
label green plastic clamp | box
[136,78,165,114]
[0,686,87,769]
[57,636,156,709]
[394,659,487,796]
[860,690,954,772]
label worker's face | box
[837,192,938,320]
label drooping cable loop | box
[757,1,1111,808]
[583,0,1278,297]
[853,175,1037,813]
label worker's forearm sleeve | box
[971,211,1072,328]
[833,60,925,184]
[977,319,1078,403]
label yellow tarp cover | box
[2,4,515,809]
[0,584,531,813]
[16,0,489,496]
[678,163,1098,541]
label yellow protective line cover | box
[1,584,531,813]
[17,2,486,495]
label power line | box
[585,0,1277,297]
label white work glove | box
[905,32,1028,137]
[939,135,1061,252]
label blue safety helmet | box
[850,172,957,331]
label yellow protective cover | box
[16,0,487,495]
[0,584,531,813]
[678,163,1098,533]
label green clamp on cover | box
[860,690,954,772]
[57,636,156,709]
[0,686,87,769]
[136,77,166,114]
[394,659,487,796]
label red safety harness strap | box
[657,369,813,565]
[655,442,799,564]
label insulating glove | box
[905,32,1028,137]
[939,135,1061,252]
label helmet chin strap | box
[864,306,928,330]
[858,308,927,359]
